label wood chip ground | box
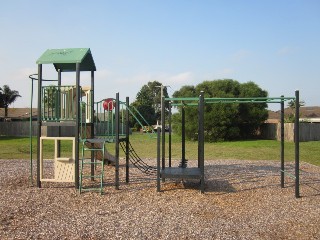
[0,159,319,239]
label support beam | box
[280,95,285,188]
[37,64,42,188]
[75,63,80,189]
[125,97,130,183]
[90,71,95,181]
[295,90,300,198]
[168,101,172,168]
[57,69,61,158]
[199,91,205,193]
[115,93,120,190]
[157,127,161,192]
[161,96,165,172]
[181,103,186,166]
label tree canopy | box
[0,85,21,117]
[130,80,169,128]
[172,79,268,141]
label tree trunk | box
[4,106,8,117]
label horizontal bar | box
[41,121,77,126]
[81,175,103,178]
[166,96,295,103]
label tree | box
[0,85,21,118]
[43,85,58,109]
[172,79,268,141]
[130,80,169,128]
[285,99,305,123]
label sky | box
[1,0,319,111]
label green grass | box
[0,133,319,166]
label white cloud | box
[231,49,251,61]
[94,71,195,101]
[167,72,194,84]
[277,46,295,56]
[95,69,114,79]
[205,68,236,80]
[7,68,195,106]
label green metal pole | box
[75,63,80,189]
[294,90,300,198]
[280,95,285,188]
[157,127,161,192]
[115,93,120,190]
[91,71,95,181]
[125,97,130,183]
[199,91,205,193]
[181,102,186,166]
[37,65,42,188]
[29,77,34,186]
[168,101,172,168]
[57,70,61,157]
[161,96,165,182]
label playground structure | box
[157,91,301,197]
[30,47,302,198]
[30,48,156,194]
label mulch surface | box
[0,159,319,239]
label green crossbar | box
[81,175,103,179]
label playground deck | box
[161,167,202,179]
[1,159,320,239]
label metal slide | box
[119,101,156,138]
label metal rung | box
[83,148,104,151]
[81,161,102,165]
[81,175,103,179]
[80,188,102,192]
[80,142,105,194]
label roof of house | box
[268,106,320,122]
[0,108,38,119]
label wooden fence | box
[0,122,127,137]
[260,123,320,141]
[1,122,319,142]
[0,122,38,137]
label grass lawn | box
[0,133,319,166]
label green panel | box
[36,48,96,72]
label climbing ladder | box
[79,139,106,194]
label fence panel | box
[1,122,318,141]
[261,123,320,142]
[0,122,129,137]
[260,123,277,140]
[0,122,37,136]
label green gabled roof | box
[36,48,96,72]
